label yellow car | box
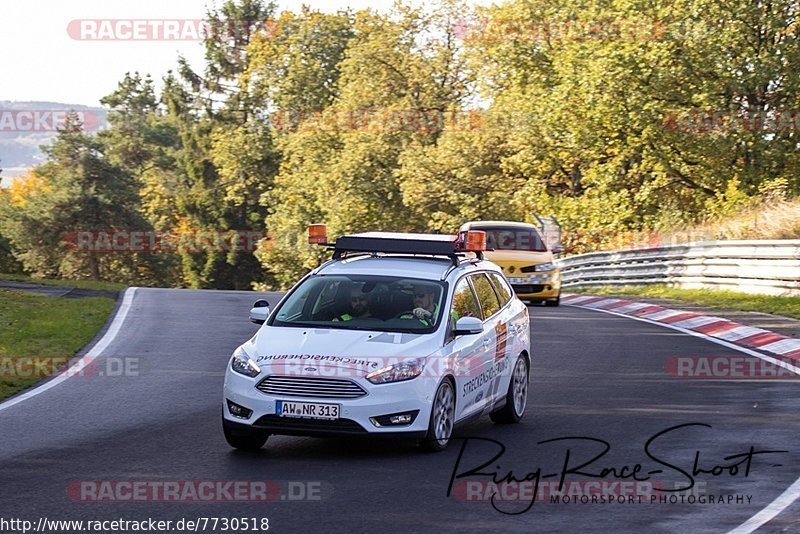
[459,221,562,306]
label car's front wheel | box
[545,293,561,307]
[223,417,269,450]
[421,379,455,452]
[490,355,528,424]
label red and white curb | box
[561,294,800,363]
[562,293,800,534]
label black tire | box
[545,294,561,307]
[420,380,456,452]
[223,418,269,450]
[490,355,528,424]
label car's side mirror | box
[249,299,270,325]
[551,244,564,255]
[453,316,483,336]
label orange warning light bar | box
[308,224,328,244]
[461,230,486,252]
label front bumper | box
[223,416,427,439]
[223,370,435,438]
[510,271,561,299]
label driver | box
[335,286,372,321]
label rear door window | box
[488,272,513,306]
[470,273,502,319]
[451,277,482,325]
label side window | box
[488,272,512,306]
[282,292,309,318]
[451,278,481,327]
[311,279,341,315]
[471,273,501,319]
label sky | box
[0,0,445,107]
[0,0,492,184]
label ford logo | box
[304,367,317,372]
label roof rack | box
[308,227,486,267]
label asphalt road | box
[1,288,799,533]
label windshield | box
[271,274,446,333]
[473,227,548,252]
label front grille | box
[511,284,545,294]
[520,265,539,273]
[256,375,368,399]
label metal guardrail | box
[555,240,800,296]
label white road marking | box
[565,301,800,534]
[0,287,137,413]
[728,477,800,534]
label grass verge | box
[0,289,116,400]
[0,273,126,292]
[570,284,800,320]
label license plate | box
[508,277,527,284]
[276,400,340,420]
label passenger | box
[400,285,439,326]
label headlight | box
[230,346,261,378]
[366,358,426,384]
[534,262,556,272]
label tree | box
[137,0,281,289]
[459,0,800,250]
[258,2,475,286]
[245,6,354,114]
[0,117,152,282]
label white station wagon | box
[222,228,531,451]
